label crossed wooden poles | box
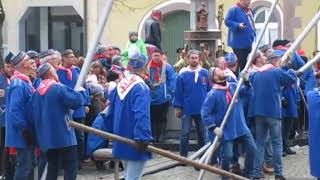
[71,0,320,179]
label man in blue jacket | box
[173,50,209,157]
[249,53,296,180]
[110,53,153,180]
[225,0,256,71]
[56,49,90,165]
[30,63,86,180]
[5,51,37,180]
[202,67,256,179]
[147,49,175,142]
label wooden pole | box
[69,121,248,180]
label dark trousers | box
[150,102,170,142]
[73,118,85,162]
[282,117,295,150]
[232,48,252,71]
[46,146,78,180]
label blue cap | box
[11,51,27,66]
[267,52,281,62]
[26,50,39,59]
[224,52,237,66]
[128,53,147,69]
[5,52,14,64]
[37,62,51,78]
[39,49,56,59]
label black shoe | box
[285,148,296,155]
[275,175,287,180]
[282,151,287,157]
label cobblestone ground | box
[61,146,315,180]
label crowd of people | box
[0,0,319,180]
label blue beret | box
[26,50,39,59]
[11,51,27,66]
[267,52,281,62]
[5,52,14,64]
[96,46,107,54]
[128,53,147,69]
[37,62,51,78]
[224,52,237,66]
[40,49,56,59]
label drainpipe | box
[83,0,88,55]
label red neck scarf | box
[11,71,34,92]
[149,59,163,83]
[213,83,232,105]
[37,79,58,96]
[58,66,74,80]
[236,2,250,13]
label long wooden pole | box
[197,0,279,179]
[69,121,248,180]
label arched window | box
[254,6,280,45]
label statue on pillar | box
[217,3,224,30]
[199,42,212,69]
[197,2,208,31]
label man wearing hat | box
[5,51,37,180]
[122,32,147,68]
[105,53,152,180]
[30,62,87,180]
[225,0,256,71]
[201,67,256,179]
[173,49,209,157]
[26,50,40,68]
[249,53,297,180]
[146,49,175,142]
[56,49,90,167]
[144,10,162,50]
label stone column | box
[40,7,48,51]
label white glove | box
[213,127,223,138]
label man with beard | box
[173,50,209,157]
[122,32,147,67]
[201,67,256,179]
[5,51,37,180]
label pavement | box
[61,145,316,180]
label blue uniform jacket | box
[249,68,296,119]
[5,78,33,148]
[225,5,256,49]
[307,89,320,177]
[33,77,42,89]
[173,67,210,115]
[30,81,86,150]
[57,67,90,118]
[0,74,9,127]
[148,63,176,105]
[111,75,153,161]
[201,83,251,141]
